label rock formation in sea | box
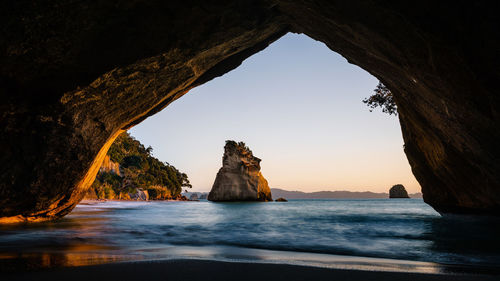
[1,2,500,221]
[275,197,288,202]
[189,193,199,200]
[389,185,410,198]
[208,141,272,202]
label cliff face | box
[208,141,272,202]
[1,1,500,221]
[389,185,410,199]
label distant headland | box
[271,188,422,199]
[84,132,191,201]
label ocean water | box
[1,199,499,273]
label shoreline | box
[0,200,198,224]
[79,198,198,203]
[3,259,498,281]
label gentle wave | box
[1,199,499,271]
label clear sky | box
[129,33,421,194]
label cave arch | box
[1,1,499,222]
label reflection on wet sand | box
[0,236,145,272]
[0,251,140,272]
[0,205,140,271]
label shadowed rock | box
[1,1,500,221]
[130,189,149,201]
[208,141,272,202]
[389,184,410,199]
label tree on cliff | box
[363,82,398,115]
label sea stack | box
[208,141,272,202]
[389,184,410,198]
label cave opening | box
[118,33,421,198]
[2,1,499,223]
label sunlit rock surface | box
[208,141,272,202]
[389,185,410,199]
[1,1,500,221]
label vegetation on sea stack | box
[88,132,191,199]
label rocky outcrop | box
[208,141,272,202]
[1,1,500,221]
[130,189,149,201]
[275,197,288,202]
[389,185,410,199]
[99,155,121,176]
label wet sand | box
[2,259,497,281]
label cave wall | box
[1,0,499,221]
[278,1,500,214]
[0,0,288,222]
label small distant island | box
[85,132,192,201]
[389,184,410,198]
[208,140,272,201]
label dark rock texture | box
[389,185,410,199]
[275,197,288,202]
[208,141,272,202]
[1,1,500,221]
[0,1,286,222]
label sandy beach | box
[2,259,498,281]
